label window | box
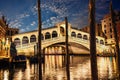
[104,30,106,33]
[30,35,36,43]
[110,35,112,38]
[104,25,106,28]
[71,32,76,37]
[15,31,18,34]
[45,32,51,39]
[110,28,112,32]
[22,36,29,44]
[109,23,111,26]
[96,38,99,43]
[60,27,64,34]
[77,33,82,38]
[11,31,13,36]
[83,35,88,40]
[14,38,20,46]
[109,18,111,21]
[7,30,10,35]
[52,31,58,38]
[100,40,104,44]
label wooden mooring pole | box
[89,0,98,80]
[110,1,120,78]
[65,17,70,80]
[37,0,42,80]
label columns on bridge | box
[44,46,63,54]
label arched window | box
[96,38,99,43]
[83,35,88,40]
[41,34,44,40]
[45,32,51,39]
[52,31,58,38]
[77,33,82,38]
[71,32,76,37]
[60,27,64,34]
[22,36,29,44]
[30,35,36,43]
[7,30,10,35]
[14,38,20,46]
[100,40,104,44]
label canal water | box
[0,55,118,80]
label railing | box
[16,36,104,49]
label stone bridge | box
[11,21,110,56]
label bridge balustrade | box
[16,36,104,50]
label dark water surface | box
[0,55,118,80]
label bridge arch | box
[83,35,88,40]
[45,32,51,39]
[100,40,104,44]
[77,33,82,38]
[14,38,21,46]
[60,26,65,36]
[71,31,76,37]
[52,31,58,38]
[22,36,29,44]
[96,38,99,43]
[30,35,36,43]
[43,42,90,54]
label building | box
[6,27,19,41]
[80,23,106,37]
[0,16,19,56]
[0,16,8,56]
[101,11,120,45]
[115,11,120,43]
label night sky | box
[0,0,120,33]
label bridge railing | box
[16,36,104,49]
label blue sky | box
[0,0,120,33]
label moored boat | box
[11,55,27,64]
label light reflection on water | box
[0,56,117,80]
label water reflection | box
[0,56,118,80]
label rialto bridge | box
[11,21,112,56]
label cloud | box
[30,21,36,26]
[16,13,30,20]
[7,0,112,33]
[19,26,30,33]
[9,19,23,28]
[30,0,87,28]
[31,5,37,15]
[96,0,110,22]
[20,28,26,33]
[9,13,31,29]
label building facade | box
[80,23,106,37]
[101,11,120,45]
[0,16,19,56]
[6,27,19,41]
[0,16,7,56]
